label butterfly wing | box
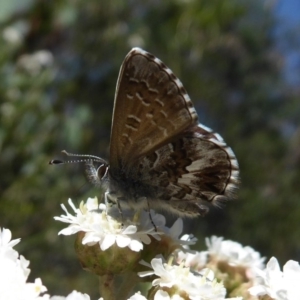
[109,48,198,171]
[108,48,239,216]
[137,124,239,216]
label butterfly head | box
[85,160,109,187]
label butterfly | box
[51,48,239,217]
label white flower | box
[0,228,49,300]
[138,257,237,300]
[175,249,207,271]
[18,50,54,75]
[127,291,147,300]
[249,256,300,300]
[0,227,21,260]
[50,290,91,300]
[0,228,95,300]
[147,258,189,288]
[3,27,23,44]
[2,21,28,44]
[154,290,184,300]
[206,236,265,276]
[55,197,186,252]
[137,209,192,246]
[283,260,300,300]
[180,234,198,245]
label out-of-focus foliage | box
[0,0,299,297]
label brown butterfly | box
[50,48,239,217]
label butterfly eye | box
[97,164,108,180]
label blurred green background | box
[1,0,300,297]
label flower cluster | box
[54,197,186,252]
[249,257,300,300]
[138,257,242,300]
[53,197,300,299]
[0,228,48,300]
[3,197,300,300]
[205,236,265,273]
[0,228,92,300]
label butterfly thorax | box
[107,165,159,210]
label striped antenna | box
[49,150,108,165]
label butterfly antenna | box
[49,150,107,165]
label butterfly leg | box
[104,191,111,207]
[146,199,157,232]
[116,197,124,225]
[105,191,124,225]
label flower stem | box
[99,274,116,300]
[116,272,140,299]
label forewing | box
[109,48,198,170]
